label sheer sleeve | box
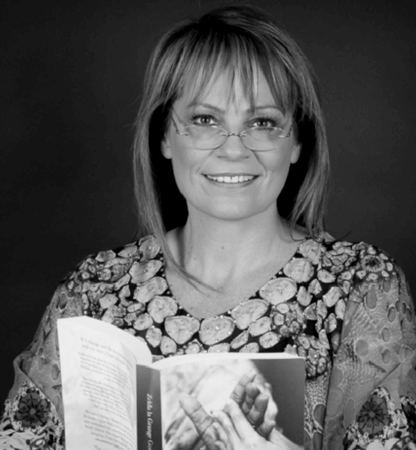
[0,239,152,449]
[324,246,416,449]
[0,279,84,450]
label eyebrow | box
[186,102,283,114]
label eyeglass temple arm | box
[170,114,190,136]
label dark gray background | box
[1,0,415,405]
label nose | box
[215,133,251,160]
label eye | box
[190,114,218,127]
[251,117,278,128]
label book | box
[57,316,305,450]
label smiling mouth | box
[205,175,256,184]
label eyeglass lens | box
[188,126,289,151]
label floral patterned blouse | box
[1,233,415,450]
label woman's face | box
[161,71,301,224]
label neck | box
[168,207,296,287]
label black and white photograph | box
[1,1,415,449]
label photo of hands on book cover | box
[140,354,304,450]
[58,317,304,450]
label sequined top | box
[1,233,415,449]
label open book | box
[57,316,305,450]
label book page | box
[58,316,152,450]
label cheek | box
[169,150,202,196]
[171,150,197,176]
[265,150,294,178]
[170,157,186,196]
[261,149,296,199]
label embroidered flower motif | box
[14,388,50,428]
[345,386,411,449]
[361,254,386,274]
[401,397,416,442]
[29,435,49,449]
[368,273,379,282]
[0,428,50,450]
[356,391,389,437]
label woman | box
[1,5,415,450]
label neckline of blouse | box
[156,234,315,320]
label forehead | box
[175,69,277,111]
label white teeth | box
[206,175,254,183]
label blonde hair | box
[133,5,329,260]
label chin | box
[200,204,269,222]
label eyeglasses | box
[170,110,292,152]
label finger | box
[253,393,269,414]
[246,393,269,426]
[252,373,278,417]
[245,382,261,404]
[224,400,268,443]
[252,372,268,389]
[240,381,260,416]
[230,370,257,406]
[214,409,243,449]
[211,412,232,450]
[223,399,261,442]
[179,394,218,448]
[242,382,264,418]
[247,383,278,426]
[257,419,276,438]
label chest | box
[165,265,281,319]
[79,236,348,378]
[122,256,334,365]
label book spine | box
[136,366,162,450]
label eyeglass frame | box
[169,109,293,152]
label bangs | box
[166,28,298,114]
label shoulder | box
[298,233,411,313]
[55,235,163,313]
[66,235,161,285]
[311,234,414,336]
[303,233,399,280]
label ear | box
[290,143,301,164]
[161,136,172,159]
